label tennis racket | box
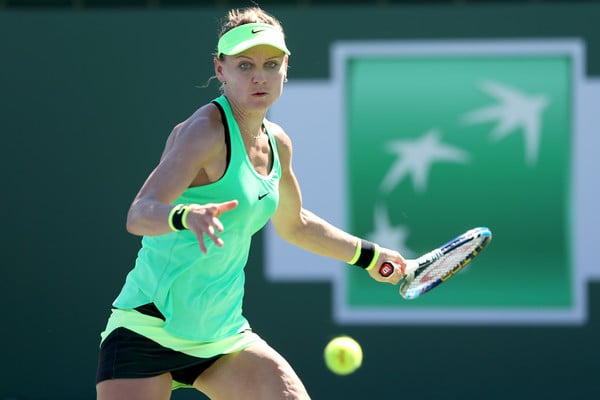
[378,226,492,300]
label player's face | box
[216,45,288,112]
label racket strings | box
[410,240,482,288]
[399,227,492,299]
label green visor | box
[217,23,291,57]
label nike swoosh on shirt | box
[258,193,269,200]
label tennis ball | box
[323,336,363,375]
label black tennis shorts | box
[96,326,222,386]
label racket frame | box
[379,227,492,300]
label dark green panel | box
[1,4,598,399]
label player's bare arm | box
[126,105,238,251]
[270,125,406,283]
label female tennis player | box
[96,6,407,400]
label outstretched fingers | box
[187,200,239,253]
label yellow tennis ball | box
[323,336,363,375]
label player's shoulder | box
[266,119,292,154]
[172,103,225,146]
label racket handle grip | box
[378,260,420,278]
[378,262,395,278]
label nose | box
[252,70,267,84]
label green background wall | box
[1,3,599,399]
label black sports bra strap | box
[211,100,232,167]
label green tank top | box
[113,95,281,341]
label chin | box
[249,94,278,110]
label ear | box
[283,54,289,70]
[282,55,289,81]
[214,57,225,83]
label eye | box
[265,61,278,69]
[239,62,252,71]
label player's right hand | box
[367,247,407,285]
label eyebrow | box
[233,54,284,61]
